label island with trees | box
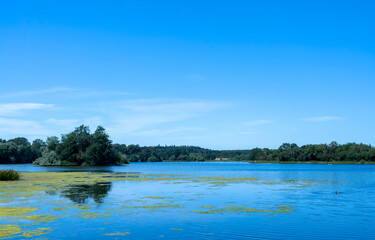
[1,125,375,165]
[0,125,127,166]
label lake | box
[1,162,375,239]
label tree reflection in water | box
[60,182,112,204]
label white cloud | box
[0,98,228,143]
[75,90,131,98]
[0,103,53,116]
[303,116,342,122]
[0,87,131,100]
[46,118,80,130]
[0,117,52,136]
[120,100,223,114]
[46,118,79,125]
[133,127,206,137]
[244,120,274,126]
[46,117,105,133]
[104,99,227,137]
[0,87,74,99]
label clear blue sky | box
[1,1,374,149]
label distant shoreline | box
[1,160,375,165]
[150,160,375,165]
[248,160,375,165]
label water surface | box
[1,162,374,239]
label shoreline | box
[1,160,375,166]
[248,160,375,165]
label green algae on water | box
[191,205,294,215]
[102,232,130,236]
[21,227,52,238]
[0,171,316,239]
[200,206,215,209]
[0,225,21,238]
[0,207,38,217]
[80,212,99,219]
[144,196,169,199]
[23,214,62,223]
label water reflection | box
[60,182,112,204]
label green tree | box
[56,125,92,165]
[84,126,119,166]
[248,148,267,161]
[46,136,59,151]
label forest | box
[0,125,127,166]
[247,142,375,163]
[113,144,250,162]
[1,125,375,165]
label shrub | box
[0,169,20,181]
[117,152,129,164]
[147,155,160,162]
[32,149,62,166]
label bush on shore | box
[0,169,20,181]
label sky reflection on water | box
[1,162,375,239]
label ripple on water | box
[0,168,372,239]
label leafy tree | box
[127,144,141,155]
[46,136,59,151]
[248,148,267,161]
[37,125,122,166]
[147,155,160,162]
[84,126,119,166]
[32,139,46,149]
[8,137,30,147]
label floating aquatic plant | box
[21,227,52,238]
[190,205,294,215]
[0,207,38,217]
[0,171,333,239]
[102,232,130,236]
[0,225,21,238]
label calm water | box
[1,162,375,239]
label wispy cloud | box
[72,90,131,98]
[46,118,80,131]
[133,127,206,137]
[0,87,74,99]
[0,87,131,100]
[303,116,343,122]
[0,103,53,116]
[0,118,52,136]
[120,100,223,113]
[104,99,228,137]
[0,97,228,143]
[244,120,274,126]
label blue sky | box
[1,1,374,149]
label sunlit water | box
[1,162,375,239]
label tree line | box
[0,125,127,166]
[0,137,40,164]
[112,141,375,163]
[113,144,250,162]
[247,142,375,163]
[1,125,375,165]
